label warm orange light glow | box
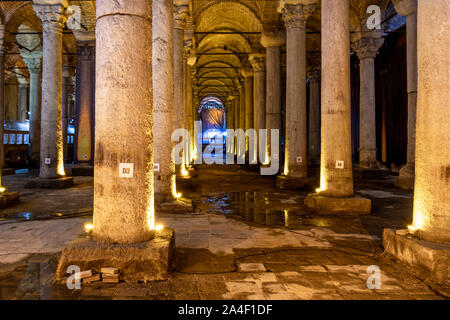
[155,224,164,231]
[181,164,189,177]
[84,222,94,233]
[0,187,6,193]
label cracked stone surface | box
[0,165,448,300]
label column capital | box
[174,5,190,29]
[33,3,68,33]
[77,42,95,61]
[15,69,29,86]
[241,68,254,78]
[278,1,317,29]
[307,68,320,81]
[23,56,42,74]
[351,33,384,60]
[260,29,286,48]
[249,53,266,72]
[392,0,417,17]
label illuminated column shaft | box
[308,68,320,164]
[94,0,154,244]
[27,61,42,164]
[261,31,284,167]
[393,0,418,188]
[319,0,353,197]
[412,0,450,244]
[281,2,316,178]
[34,3,68,178]
[249,54,266,161]
[62,67,70,158]
[242,70,254,131]
[17,77,29,122]
[185,63,193,163]
[153,0,175,202]
[239,84,245,130]
[74,42,95,166]
[352,32,384,169]
[173,5,188,169]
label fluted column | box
[94,0,154,243]
[153,0,175,202]
[393,0,417,189]
[260,30,285,169]
[34,2,68,178]
[279,1,316,180]
[308,68,320,165]
[352,29,384,169]
[249,53,266,163]
[411,0,450,243]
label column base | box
[383,229,450,282]
[276,176,310,190]
[395,174,414,190]
[157,198,194,214]
[56,228,175,283]
[24,176,74,189]
[72,164,94,176]
[0,192,20,209]
[176,175,193,190]
[304,193,371,215]
[353,167,391,180]
[1,168,15,176]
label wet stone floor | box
[0,165,449,300]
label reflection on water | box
[200,192,332,228]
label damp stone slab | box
[383,228,450,282]
[276,176,310,190]
[56,228,175,282]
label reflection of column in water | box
[244,192,254,222]
[253,193,266,225]
[266,210,284,226]
[239,192,246,218]
[283,210,289,227]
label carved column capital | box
[279,1,317,29]
[249,53,266,72]
[77,42,95,61]
[260,29,286,48]
[33,4,68,34]
[24,56,42,74]
[392,0,417,17]
[174,5,190,29]
[351,33,384,60]
[241,68,254,78]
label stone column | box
[62,66,70,159]
[393,0,418,189]
[25,58,42,165]
[173,4,188,171]
[304,0,370,215]
[249,53,266,163]
[242,69,254,132]
[352,29,384,169]
[239,83,245,132]
[412,0,450,243]
[33,2,70,181]
[94,0,154,243]
[278,1,316,187]
[153,0,175,203]
[307,68,320,166]
[0,25,4,169]
[16,74,29,123]
[383,0,450,281]
[261,30,285,170]
[73,39,95,174]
